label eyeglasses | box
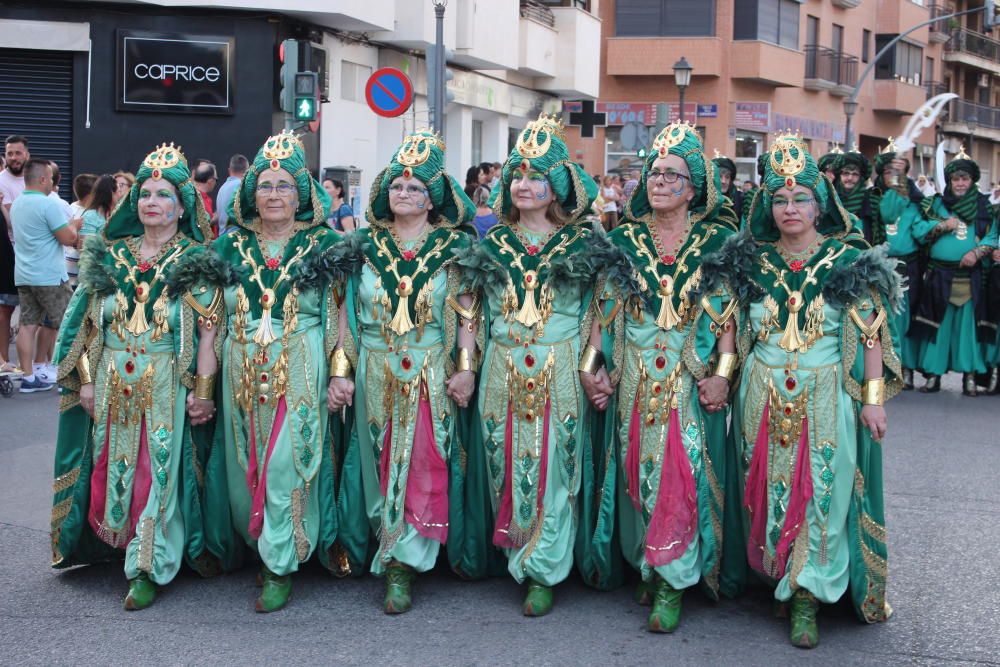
[256,182,296,197]
[646,169,689,185]
[771,196,815,210]
[388,184,428,197]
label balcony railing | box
[520,0,556,28]
[804,45,859,87]
[925,80,949,99]
[928,2,955,40]
[945,28,1000,64]
[948,98,1000,130]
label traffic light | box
[293,71,318,121]
[636,147,648,159]
[426,44,455,128]
[986,0,998,30]
[279,38,298,113]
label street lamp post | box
[432,0,447,135]
[843,99,858,150]
[673,57,692,123]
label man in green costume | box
[50,143,236,609]
[912,146,999,395]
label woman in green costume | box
[455,114,599,617]
[327,130,480,614]
[912,147,998,395]
[50,143,231,609]
[585,122,739,633]
[213,131,338,612]
[725,132,901,648]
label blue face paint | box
[416,198,426,210]
[536,180,549,200]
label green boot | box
[384,561,416,614]
[647,577,683,633]
[634,580,654,606]
[123,572,156,611]
[522,579,553,617]
[789,589,820,649]
[255,567,292,613]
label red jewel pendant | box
[655,356,666,370]
[402,250,416,261]
[786,376,797,391]
[526,245,539,256]
[789,260,805,272]
[661,255,676,265]
[789,296,797,306]
[401,356,413,371]
[265,258,280,270]
[525,353,536,368]
[526,274,533,284]
[138,261,152,272]
[125,360,135,374]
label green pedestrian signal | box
[294,97,315,121]
[637,147,647,158]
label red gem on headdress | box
[137,262,152,272]
[789,260,804,272]
[265,258,280,270]
[402,167,412,179]
[402,250,416,261]
[526,245,539,256]
[270,159,280,170]
[520,160,530,172]
[785,177,795,188]
[661,255,676,265]
[151,169,161,180]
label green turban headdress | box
[834,147,872,181]
[229,130,331,232]
[490,114,597,221]
[105,142,212,242]
[747,132,856,242]
[624,121,725,224]
[944,144,980,184]
[817,147,843,174]
[873,138,910,177]
[367,129,474,228]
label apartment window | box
[874,36,923,84]
[862,29,871,63]
[806,15,819,45]
[340,61,371,102]
[925,56,934,82]
[734,0,799,49]
[832,24,844,52]
[616,0,715,37]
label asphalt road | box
[0,373,997,666]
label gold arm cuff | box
[329,347,353,378]
[578,344,605,375]
[194,374,216,400]
[863,377,885,406]
[76,355,92,385]
[713,352,738,382]
[456,347,477,373]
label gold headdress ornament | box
[713,148,724,159]
[955,143,971,160]
[851,142,860,152]
[143,142,182,180]
[515,113,564,160]
[829,144,844,155]
[396,129,445,177]
[769,131,807,189]
[651,121,700,158]
[879,136,898,154]
[262,130,302,170]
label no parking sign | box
[365,67,413,118]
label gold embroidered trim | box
[292,487,311,562]
[52,468,80,495]
[861,511,887,544]
[137,516,155,572]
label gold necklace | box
[257,233,290,270]
[389,222,430,259]
[647,217,693,265]
[773,234,825,272]
[514,222,559,256]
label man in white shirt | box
[0,135,29,240]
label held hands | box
[960,249,980,268]
[327,377,355,412]
[697,376,730,413]
[943,218,959,232]
[445,370,475,408]
[579,367,614,411]
[185,393,216,425]
[79,382,95,418]
[860,404,887,442]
